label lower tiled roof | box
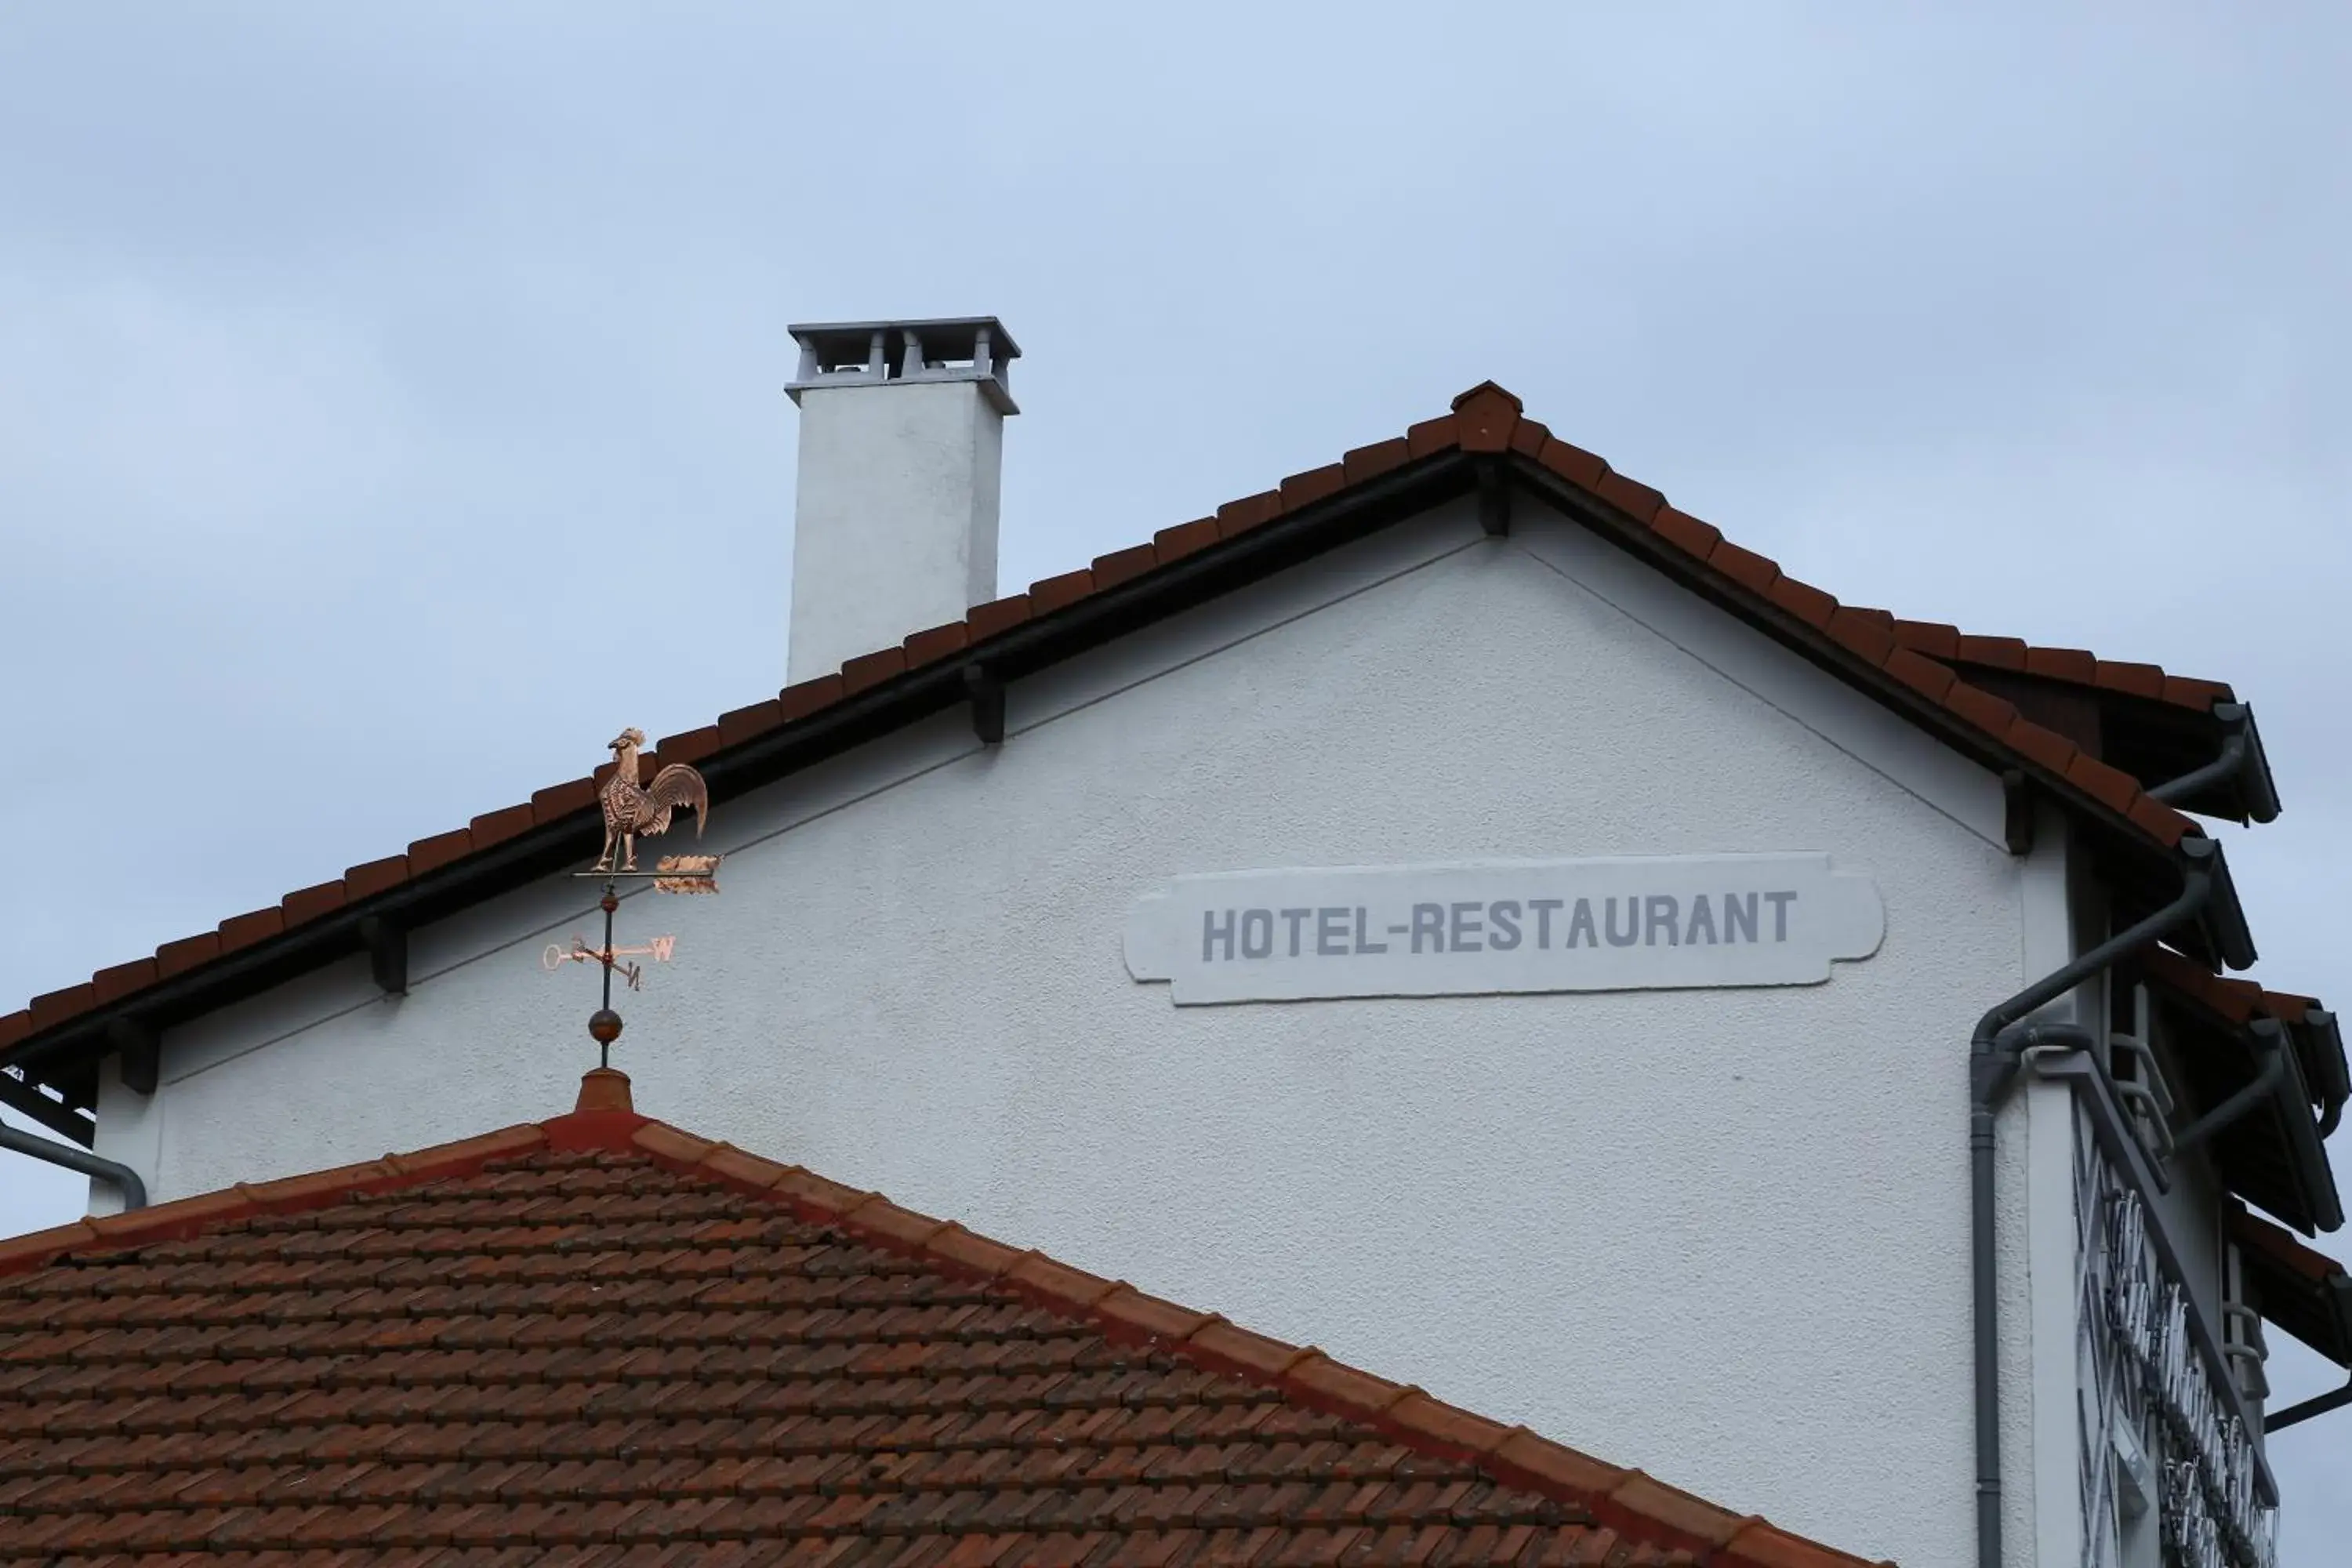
[0,1073,1879,1568]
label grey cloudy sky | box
[2,2,2346,1553]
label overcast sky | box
[2,2,2346,1554]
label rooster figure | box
[594,728,710,873]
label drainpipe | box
[2171,1029,2287,1157]
[2267,1375,2352,1434]
[1970,845,2215,1568]
[0,1120,147,1210]
[2147,705,2252,809]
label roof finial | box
[575,1065,633,1114]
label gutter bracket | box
[963,663,1006,746]
[1477,459,1512,538]
[106,1018,158,1098]
[2001,771,2034,856]
[358,916,408,997]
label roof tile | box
[1214,491,1285,540]
[1278,463,1350,513]
[1890,619,1961,660]
[1940,682,2021,742]
[714,699,784,747]
[27,983,95,1033]
[407,829,475,877]
[1705,541,1780,595]
[653,726,721,766]
[2002,718,2080,779]
[1765,576,1838,631]
[280,880,349,927]
[1149,518,1219,567]
[966,596,1034,642]
[1341,437,1414,486]
[904,622,972,670]
[1450,383,1523,453]
[1535,437,1608,491]
[1883,648,1958,705]
[154,931,223,981]
[1091,543,1163,592]
[1028,569,1097,616]
[1824,608,1896,666]
[343,855,411,901]
[2092,661,2166,702]
[840,648,908,696]
[2022,645,2099,684]
[1403,415,1458,458]
[90,957,161,1007]
[1953,634,2028,673]
[2165,674,2234,710]
[531,779,598,823]
[216,906,285,956]
[2063,751,2145,817]
[779,674,846,721]
[1648,506,1722,559]
[1592,470,1665,525]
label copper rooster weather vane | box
[550,728,719,1068]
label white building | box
[5,317,2345,1568]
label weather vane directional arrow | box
[544,727,722,1067]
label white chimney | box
[783,317,1019,686]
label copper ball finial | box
[588,1008,623,1045]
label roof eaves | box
[3,381,2259,1103]
[2144,949,2344,1236]
[0,1075,1891,1568]
[2229,1205,2352,1368]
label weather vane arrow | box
[543,727,723,1066]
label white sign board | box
[1124,854,1883,1005]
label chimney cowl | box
[786,317,1019,416]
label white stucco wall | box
[101,496,2058,1568]
[786,378,1003,684]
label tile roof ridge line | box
[605,1109,1882,1568]
[0,1120,552,1278]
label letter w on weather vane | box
[540,724,724,1066]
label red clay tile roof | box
[4,380,2249,1113]
[1886,622,2234,713]
[2228,1205,2352,1368]
[0,1071,1885,1568]
[2138,946,2344,1236]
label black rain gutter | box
[0,1119,145,1210]
[1968,840,2217,1568]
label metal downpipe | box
[2148,724,2249,808]
[2266,1374,2352,1434]
[0,1120,147,1210]
[2171,1033,2288,1156]
[1969,851,2214,1568]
